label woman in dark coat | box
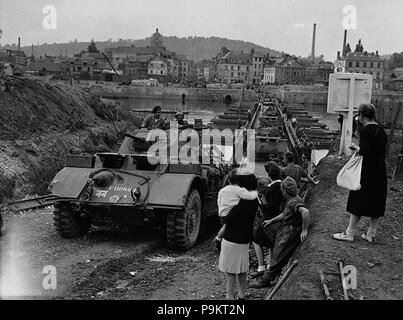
[333,103,387,243]
[218,173,259,300]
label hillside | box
[1,36,282,61]
[0,76,141,200]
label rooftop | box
[390,75,403,82]
[277,59,304,68]
[220,51,251,64]
[26,61,62,72]
[345,52,383,62]
[392,67,403,73]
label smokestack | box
[31,44,34,58]
[342,30,347,57]
[311,23,316,59]
[18,37,21,51]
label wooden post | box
[386,100,402,158]
[339,78,355,156]
[394,134,403,180]
[339,261,349,300]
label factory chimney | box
[18,37,21,51]
[311,23,316,60]
[342,30,347,57]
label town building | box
[215,47,251,85]
[0,62,14,75]
[390,67,403,79]
[304,62,333,86]
[61,57,96,79]
[148,56,168,78]
[263,57,305,85]
[25,60,63,77]
[124,55,153,80]
[105,28,183,82]
[250,49,266,84]
[335,39,385,90]
[0,49,27,66]
[0,47,27,75]
[176,55,190,81]
[196,59,215,83]
[388,76,403,91]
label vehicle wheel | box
[0,212,5,236]
[166,189,202,251]
[53,202,91,238]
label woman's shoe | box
[331,232,354,242]
[249,269,264,279]
[361,233,375,244]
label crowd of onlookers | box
[215,102,388,300]
[215,152,318,300]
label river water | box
[121,98,339,129]
[121,98,230,125]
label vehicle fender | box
[147,173,202,208]
[48,167,92,198]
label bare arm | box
[300,207,310,241]
[237,187,258,200]
[307,175,319,185]
[301,168,319,185]
[262,212,284,227]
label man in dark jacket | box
[141,105,166,129]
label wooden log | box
[339,261,349,300]
[265,260,298,300]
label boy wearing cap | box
[250,176,310,288]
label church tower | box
[151,28,164,49]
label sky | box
[0,0,402,60]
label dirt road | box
[1,156,402,300]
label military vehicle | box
[8,128,231,251]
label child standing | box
[214,170,258,251]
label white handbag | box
[336,153,363,191]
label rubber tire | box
[53,202,91,238]
[166,189,202,251]
[0,212,5,237]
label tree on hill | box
[87,39,99,53]
[9,36,283,62]
[386,51,403,71]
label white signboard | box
[327,73,372,114]
[327,73,373,156]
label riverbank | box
[88,83,258,103]
[0,76,138,202]
[276,155,403,300]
